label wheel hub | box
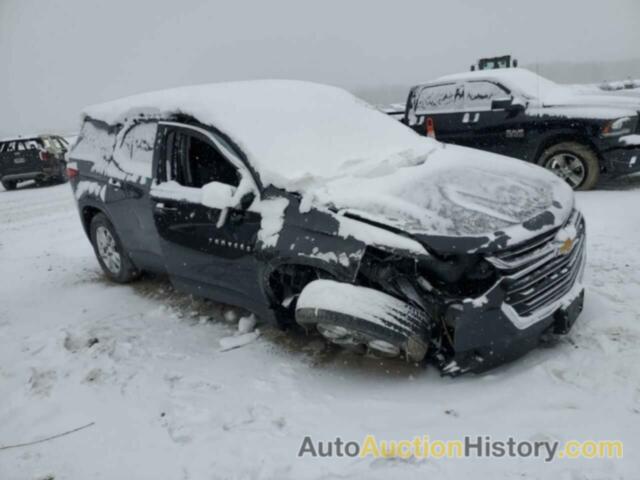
[96,226,121,274]
[545,153,586,188]
[317,323,402,358]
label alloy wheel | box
[95,226,121,275]
[544,152,586,188]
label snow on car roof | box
[82,80,436,190]
[429,68,560,99]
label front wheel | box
[295,280,432,362]
[90,213,140,283]
[538,142,599,191]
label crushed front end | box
[437,209,586,374]
[355,209,586,375]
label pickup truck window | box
[415,83,464,114]
[464,81,509,110]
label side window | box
[71,120,117,165]
[114,122,158,178]
[6,142,16,152]
[16,142,26,151]
[0,143,5,153]
[414,83,464,114]
[24,140,40,150]
[464,81,509,110]
[164,130,239,189]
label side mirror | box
[239,190,256,210]
[201,181,236,210]
[491,97,525,113]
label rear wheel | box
[56,161,68,183]
[295,280,432,362]
[538,142,599,191]
[1,180,17,191]
[90,213,140,283]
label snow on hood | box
[82,80,436,190]
[305,144,574,248]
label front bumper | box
[0,161,63,183]
[601,145,640,175]
[441,280,584,375]
[439,209,586,375]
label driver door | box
[150,122,262,307]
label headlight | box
[601,116,637,137]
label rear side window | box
[24,140,41,150]
[0,143,5,153]
[71,120,117,165]
[464,81,509,110]
[114,122,158,178]
[414,83,464,114]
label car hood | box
[307,144,575,254]
[540,91,640,113]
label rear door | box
[407,83,468,144]
[150,122,263,307]
[105,121,164,270]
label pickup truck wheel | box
[538,142,599,191]
[90,213,140,283]
[295,280,432,362]
[1,180,17,191]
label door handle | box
[462,112,480,124]
[108,178,123,188]
[155,202,178,213]
[229,210,246,224]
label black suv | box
[403,68,640,190]
[0,135,69,190]
[69,80,586,374]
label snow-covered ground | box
[1,177,640,479]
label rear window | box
[414,83,464,113]
[24,139,42,150]
[42,137,65,152]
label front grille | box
[486,210,586,317]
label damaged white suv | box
[68,80,586,374]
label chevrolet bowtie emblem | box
[558,238,574,255]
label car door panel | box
[150,123,264,307]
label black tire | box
[296,280,431,362]
[56,161,68,183]
[89,213,140,283]
[538,142,600,191]
[1,180,17,191]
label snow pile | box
[219,314,260,351]
[620,134,640,146]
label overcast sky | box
[1,0,639,136]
